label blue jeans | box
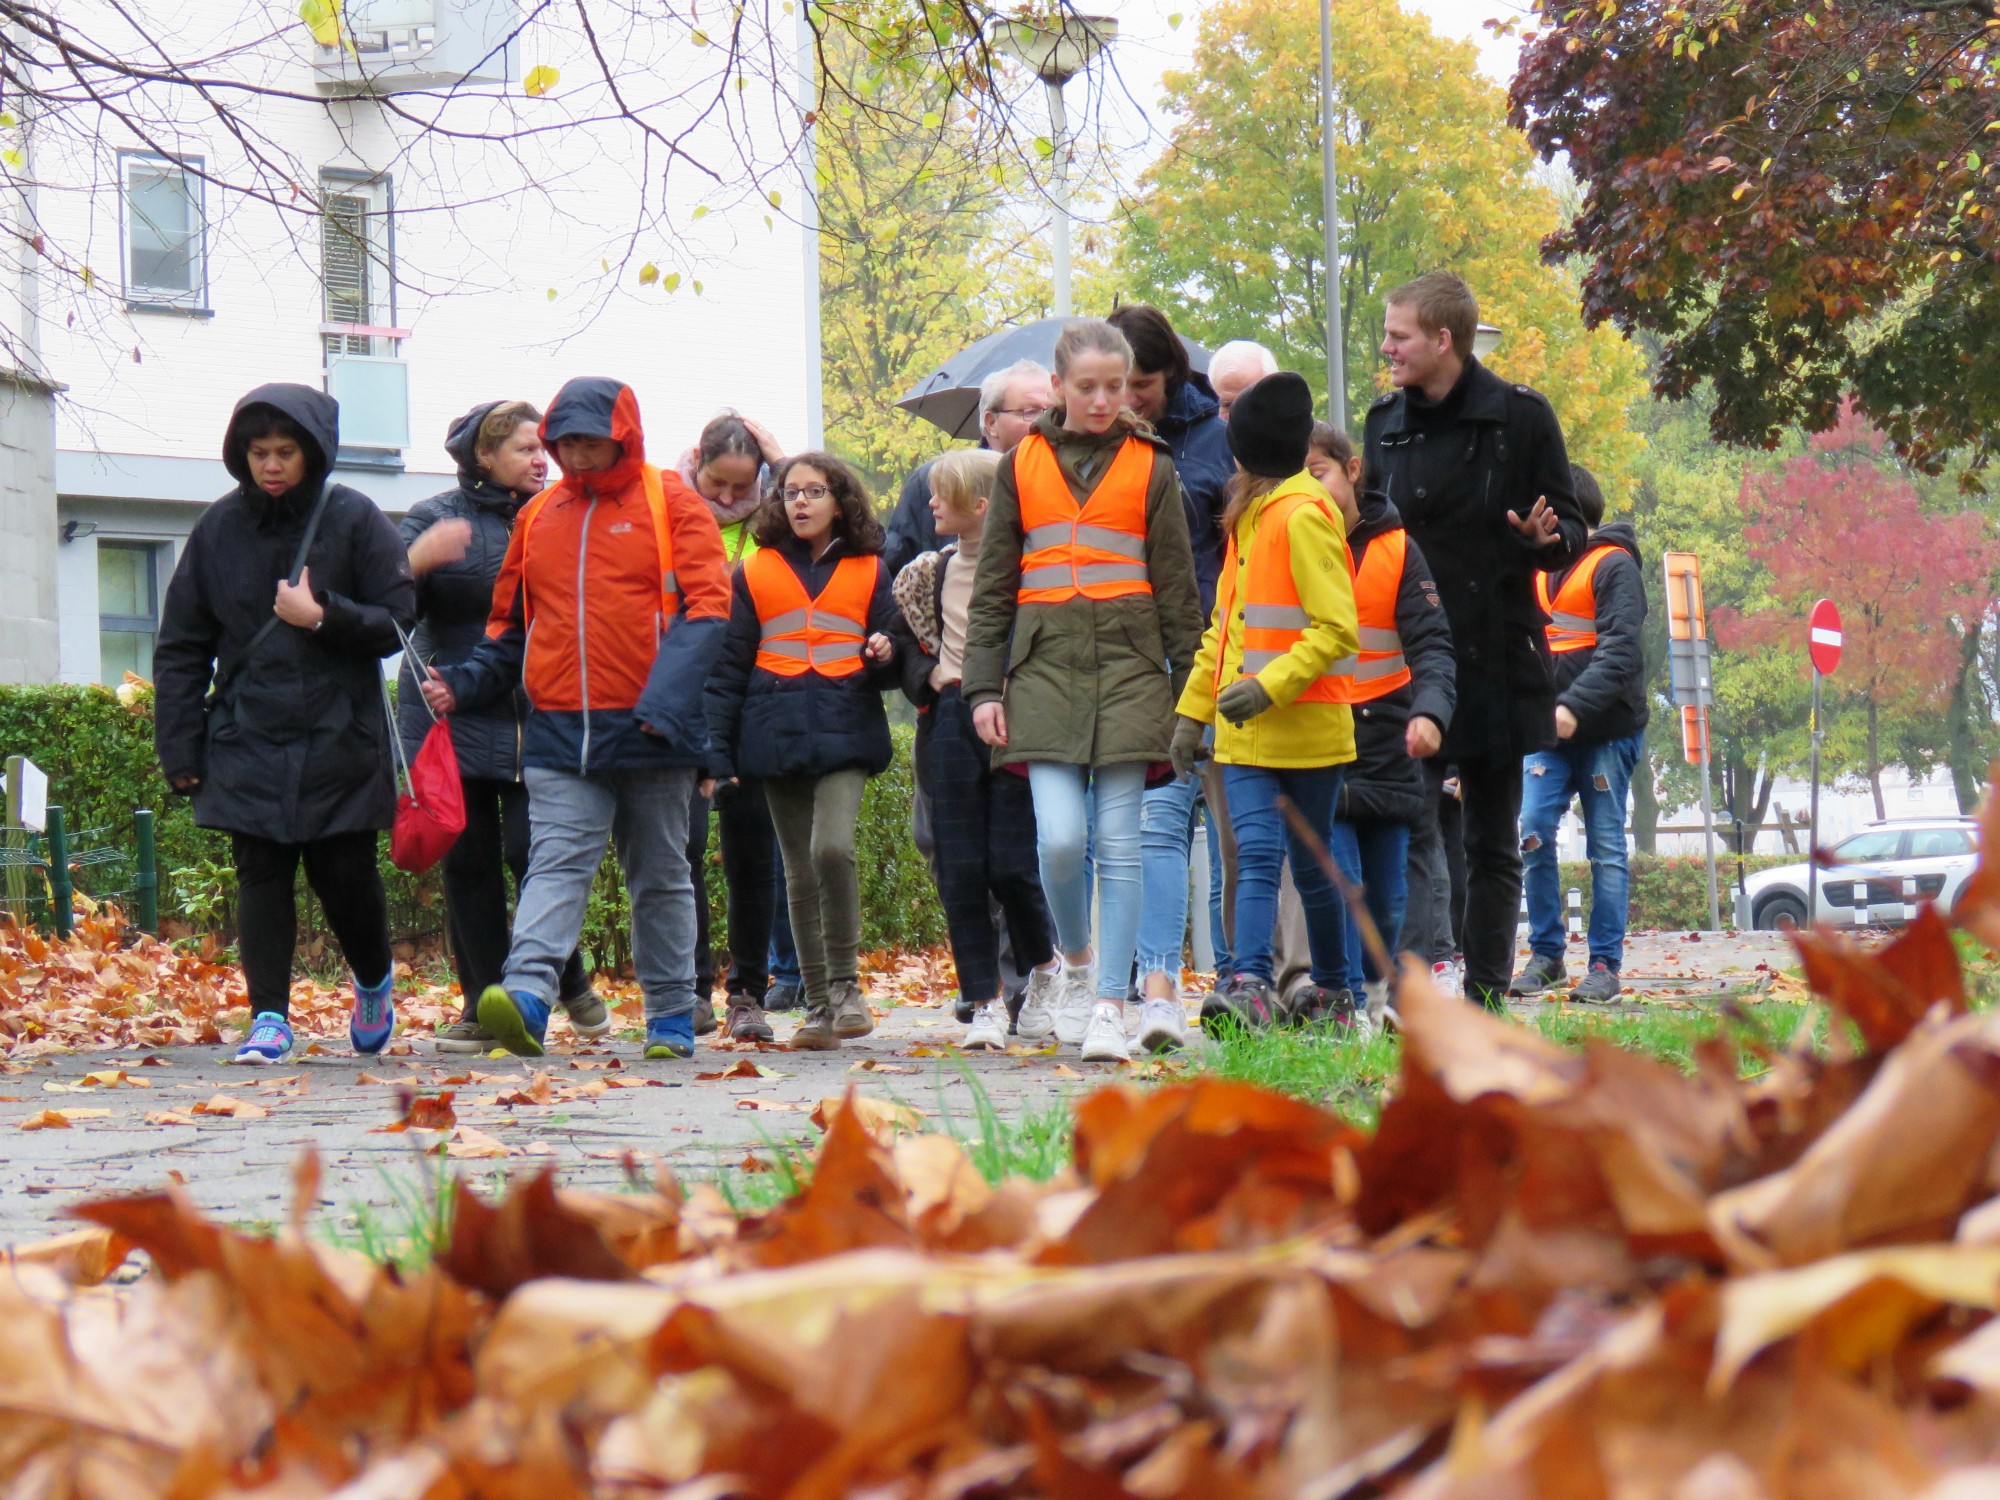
[1027,762,1146,1001]
[768,863,800,986]
[1330,817,1410,990]
[1521,732,1643,970]
[1221,764,1346,989]
[511,766,699,1020]
[1136,768,1228,979]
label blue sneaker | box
[350,971,396,1056]
[644,1013,694,1060]
[231,1012,294,1065]
[477,985,549,1057]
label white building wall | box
[38,0,814,683]
[0,376,60,684]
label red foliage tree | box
[1722,415,2000,814]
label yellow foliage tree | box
[1116,0,1645,497]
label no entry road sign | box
[1809,598,1843,676]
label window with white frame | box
[98,542,164,683]
[320,172,394,357]
[121,155,206,309]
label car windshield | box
[1829,830,1903,863]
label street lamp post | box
[1319,0,1346,430]
[995,13,1118,319]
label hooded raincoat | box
[394,401,537,777]
[437,378,730,774]
[153,384,416,845]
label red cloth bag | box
[391,716,466,873]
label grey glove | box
[1215,677,1273,727]
[1169,715,1210,781]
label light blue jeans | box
[1521,731,1644,970]
[1027,762,1147,1002]
[1137,769,1227,979]
[510,765,699,1020]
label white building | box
[13,0,813,686]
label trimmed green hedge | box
[1556,853,1797,932]
[0,684,1790,980]
[0,685,941,973]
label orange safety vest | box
[744,548,878,678]
[1535,543,1616,654]
[1013,432,1154,605]
[1327,528,1411,703]
[1215,490,1401,705]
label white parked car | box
[1739,818,1981,930]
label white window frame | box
[119,153,208,312]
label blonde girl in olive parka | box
[1170,372,1362,1033]
[962,319,1204,1067]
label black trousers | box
[232,830,393,1020]
[687,776,786,999]
[444,777,589,1015]
[1425,752,1524,1000]
[924,687,1055,1003]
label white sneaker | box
[1361,978,1392,1038]
[1136,996,1186,1053]
[1016,964,1060,1040]
[1081,1001,1131,1063]
[1052,961,1096,1046]
[962,998,1008,1050]
[1430,959,1462,999]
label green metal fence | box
[0,806,158,939]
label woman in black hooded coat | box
[394,400,602,1051]
[154,384,414,1065]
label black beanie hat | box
[1226,372,1314,479]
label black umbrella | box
[895,317,1213,440]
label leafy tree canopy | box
[1116,0,1646,491]
[1511,0,2000,483]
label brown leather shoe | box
[789,1003,839,1051]
[831,980,875,1039]
[726,996,775,1044]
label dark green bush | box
[0,686,941,978]
[1554,853,1797,932]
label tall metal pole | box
[1046,78,1072,318]
[1808,668,1823,925]
[1683,570,1722,930]
[1318,0,1347,430]
[795,0,825,447]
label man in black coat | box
[154,383,415,1064]
[1511,466,1650,1003]
[1363,272,1586,1009]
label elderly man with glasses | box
[883,360,1053,576]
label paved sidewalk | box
[0,931,1796,1244]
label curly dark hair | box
[751,451,885,554]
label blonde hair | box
[475,399,542,459]
[1220,470,1283,536]
[1385,271,1478,357]
[1051,318,1133,377]
[930,448,1000,519]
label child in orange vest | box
[1306,423,1456,1033]
[962,319,1206,1062]
[703,453,900,1050]
[1171,374,1363,1032]
[890,449,1064,1050]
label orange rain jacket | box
[440,377,730,773]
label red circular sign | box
[1808,598,1843,675]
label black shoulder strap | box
[207,477,337,706]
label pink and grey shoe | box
[350,972,396,1056]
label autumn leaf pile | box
[3,792,1999,1496]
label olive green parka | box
[961,410,1205,768]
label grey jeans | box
[507,765,699,1020]
[766,769,869,1006]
